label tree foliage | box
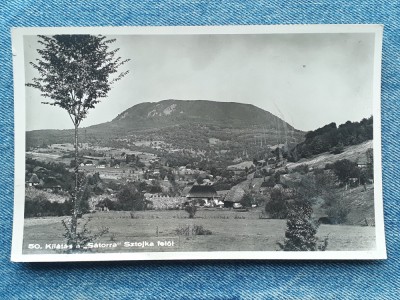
[27,35,129,126]
[265,186,289,219]
[25,194,73,218]
[288,117,373,161]
[278,201,327,251]
[27,34,130,249]
[240,192,254,208]
[330,159,360,185]
[116,184,145,211]
[326,199,348,224]
[185,204,197,219]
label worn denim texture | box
[1,1,399,299]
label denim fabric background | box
[1,1,399,299]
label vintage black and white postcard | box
[11,25,386,262]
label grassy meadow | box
[22,208,376,254]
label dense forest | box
[287,116,373,161]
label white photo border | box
[11,24,386,262]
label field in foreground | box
[22,209,376,254]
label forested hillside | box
[288,117,373,161]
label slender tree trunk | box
[71,123,79,248]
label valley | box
[24,99,376,253]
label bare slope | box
[285,140,373,170]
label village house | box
[27,173,41,187]
[227,161,254,175]
[181,186,193,197]
[84,160,94,166]
[223,186,245,208]
[202,178,213,185]
[96,162,106,169]
[185,185,219,207]
[43,176,62,192]
[216,190,229,201]
[80,160,95,167]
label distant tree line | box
[25,194,73,218]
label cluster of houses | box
[26,155,263,209]
[27,146,286,211]
[80,159,119,169]
[141,184,252,210]
[180,184,262,209]
[26,166,62,193]
[77,156,211,182]
[85,182,252,212]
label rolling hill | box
[109,99,295,129]
[26,100,305,154]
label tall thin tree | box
[27,34,130,248]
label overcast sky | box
[24,32,375,132]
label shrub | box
[326,200,348,224]
[278,201,319,251]
[175,225,190,236]
[253,194,268,207]
[330,143,344,154]
[234,215,246,219]
[96,197,116,211]
[273,172,281,184]
[116,184,145,211]
[62,217,109,251]
[265,188,288,219]
[185,205,197,218]
[265,199,288,219]
[331,159,360,185]
[192,225,212,235]
[292,164,309,175]
[270,188,283,202]
[262,176,276,187]
[240,193,253,208]
[313,168,324,176]
[175,224,212,236]
[109,233,117,242]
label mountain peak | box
[113,99,283,129]
[27,99,305,150]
